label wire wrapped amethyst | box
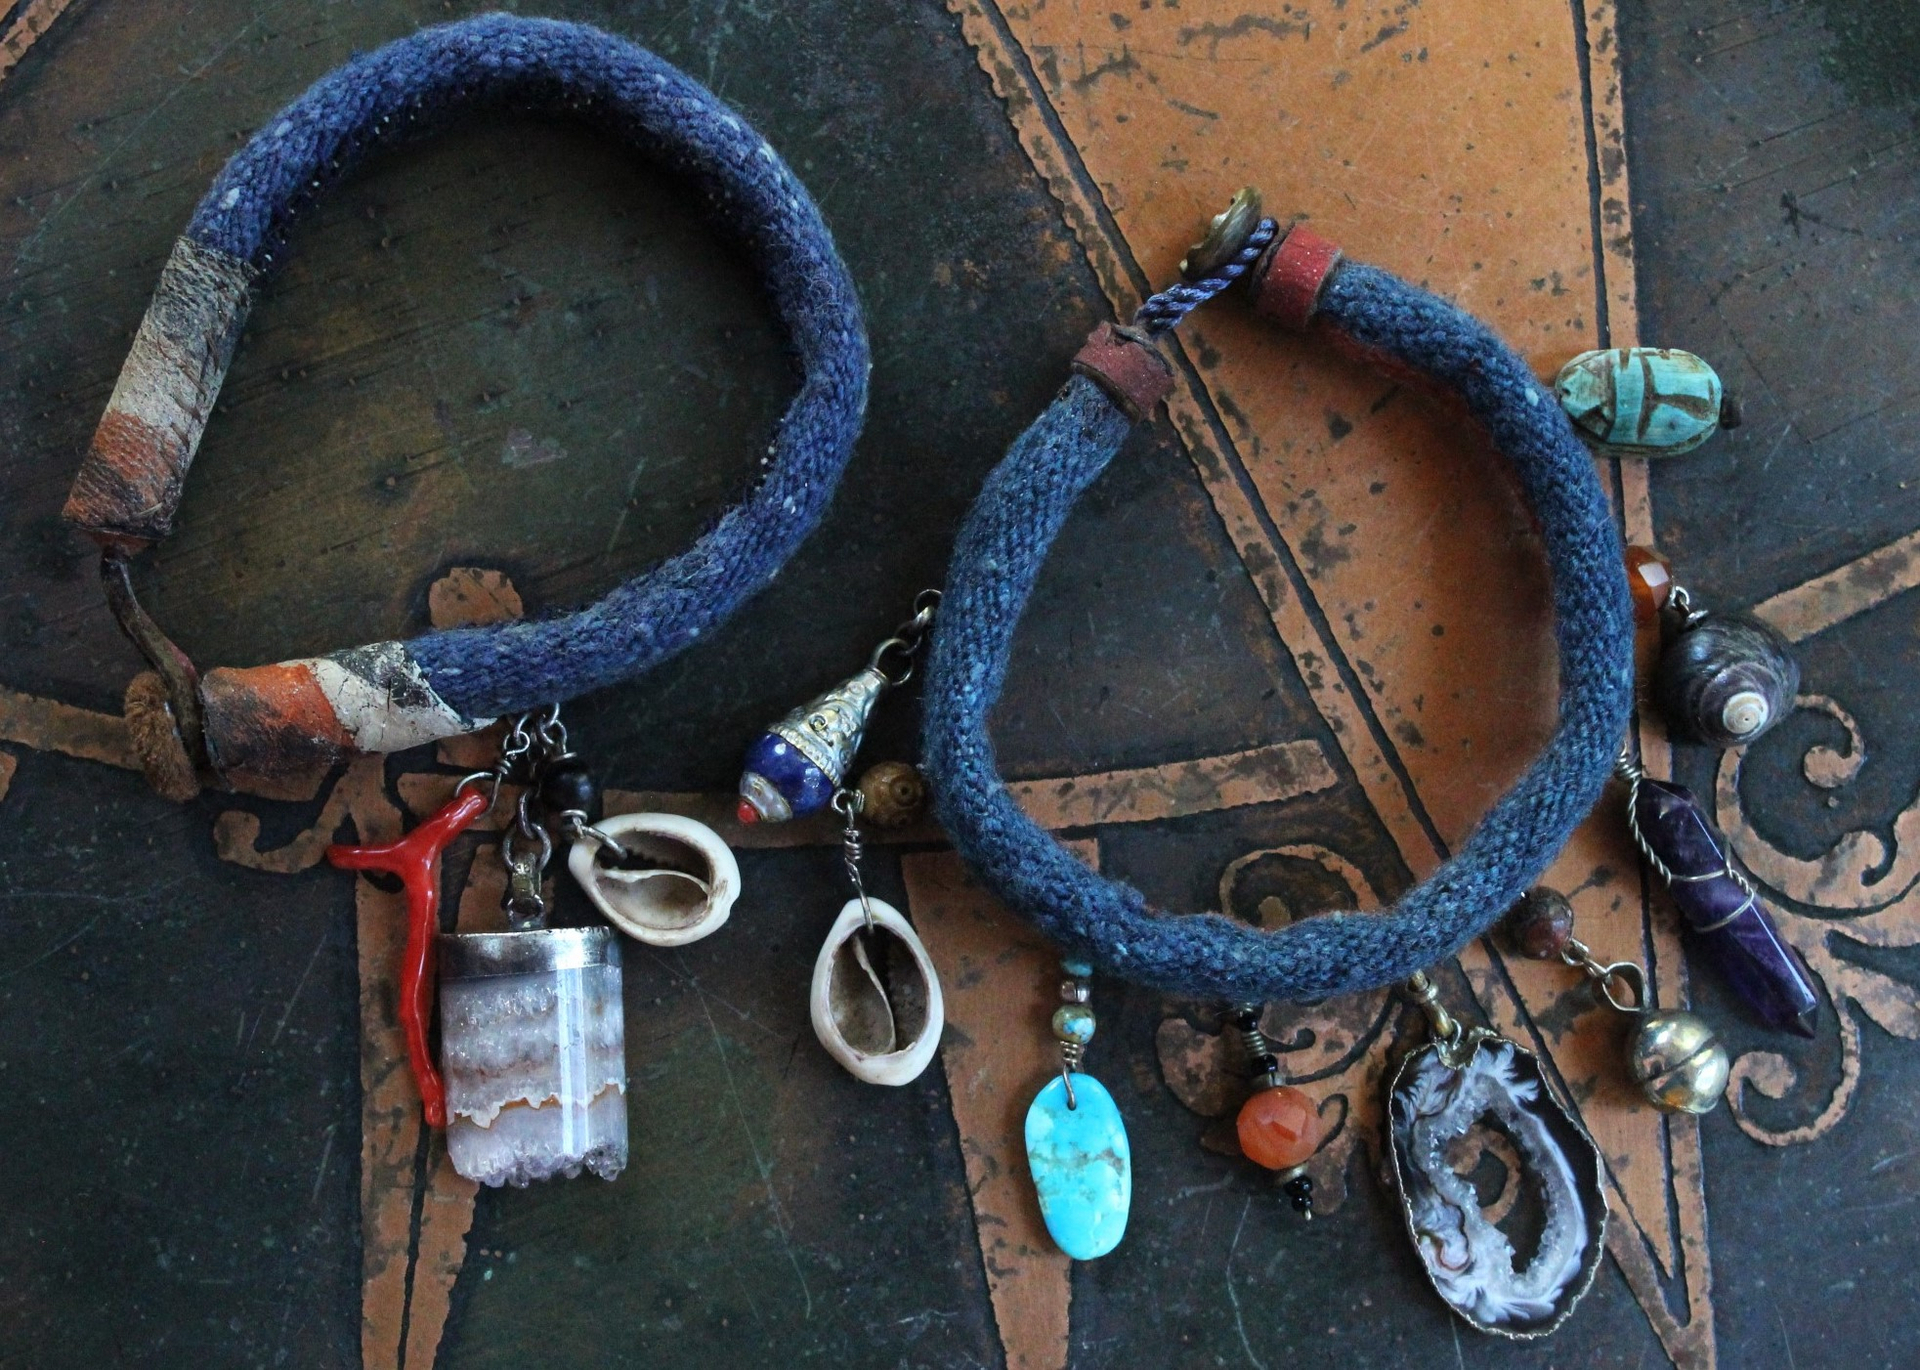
[1631,776,1818,1038]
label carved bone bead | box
[856,760,927,829]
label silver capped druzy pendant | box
[438,927,628,1188]
[1554,347,1732,458]
[1387,1036,1606,1338]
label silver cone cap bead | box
[768,666,889,786]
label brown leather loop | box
[63,237,258,549]
[1070,322,1174,421]
[1250,223,1344,331]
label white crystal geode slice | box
[439,955,628,1188]
[1385,1036,1607,1338]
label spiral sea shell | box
[1656,613,1800,747]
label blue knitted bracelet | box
[65,14,868,800]
[921,211,1635,1002]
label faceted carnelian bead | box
[1236,1084,1321,1171]
[1625,545,1674,627]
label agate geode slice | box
[1386,1036,1607,1338]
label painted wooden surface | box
[3,2,1919,1368]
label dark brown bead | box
[856,760,927,829]
[1505,887,1575,960]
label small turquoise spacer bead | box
[1051,1004,1097,1045]
[1061,957,1094,979]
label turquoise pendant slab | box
[1024,1072,1130,1259]
[1553,347,1728,458]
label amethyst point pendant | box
[1629,774,1819,1038]
[737,666,889,823]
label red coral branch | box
[327,789,490,1127]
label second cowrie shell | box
[809,897,943,1086]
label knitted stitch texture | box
[921,263,1634,1001]
[187,14,867,718]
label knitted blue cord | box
[920,251,1634,1002]
[186,14,867,719]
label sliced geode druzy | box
[438,928,628,1188]
[1632,777,1820,1038]
[1386,1037,1607,1338]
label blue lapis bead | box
[737,730,834,823]
[1025,1072,1130,1260]
[737,665,890,824]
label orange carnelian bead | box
[1625,545,1674,627]
[1236,1084,1321,1171]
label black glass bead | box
[1229,1006,1262,1032]
[538,758,600,821]
[1283,1175,1314,1198]
[1251,1053,1281,1077]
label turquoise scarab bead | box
[1025,1073,1131,1259]
[1554,347,1736,458]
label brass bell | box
[1626,1010,1730,1115]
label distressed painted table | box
[3,2,1918,1367]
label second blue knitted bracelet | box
[65,13,868,800]
[921,201,1636,1004]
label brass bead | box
[1181,186,1264,279]
[1626,1010,1729,1115]
[856,760,927,829]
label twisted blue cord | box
[1131,219,1279,336]
[921,253,1634,1002]
[185,14,868,719]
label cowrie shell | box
[568,813,740,947]
[809,898,943,1086]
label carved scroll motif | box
[1716,694,1920,1145]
